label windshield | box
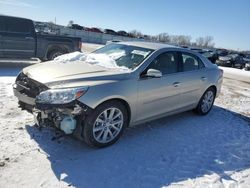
[227,54,238,58]
[202,51,213,57]
[217,50,228,56]
[92,44,153,70]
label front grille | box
[16,72,48,98]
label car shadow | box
[25,106,250,188]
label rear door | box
[2,17,35,58]
[176,52,208,108]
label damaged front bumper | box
[32,101,92,140]
[13,74,93,140]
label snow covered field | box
[219,67,250,83]
[0,44,250,188]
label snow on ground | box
[219,66,250,83]
[216,78,250,118]
[0,65,250,188]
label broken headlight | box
[36,86,88,104]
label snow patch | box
[85,53,129,71]
[220,66,250,83]
[54,51,87,62]
[54,51,131,72]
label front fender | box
[77,79,138,123]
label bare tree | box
[178,35,191,46]
[169,35,191,46]
[203,36,214,48]
[156,33,171,43]
[196,37,204,47]
[128,30,143,38]
[196,36,214,48]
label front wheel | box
[83,101,128,148]
[195,87,215,115]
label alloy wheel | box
[93,107,124,143]
[201,90,214,113]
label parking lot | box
[0,43,249,188]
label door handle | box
[173,82,181,87]
[201,77,207,81]
[25,37,34,40]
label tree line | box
[67,20,215,49]
[129,30,215,48]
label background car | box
[85,27,103,33]
[243,54,250,70]
[216,49,229,57]
[105,40,122,45]
[200,49,219,63]
[69,24,84,30]
[216,53,245,68]
[190,48,203,53]
[117,30,129,36]
[104,29,117,35]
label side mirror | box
[145,69,162,78]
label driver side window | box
[147,51,178,75]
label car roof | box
[0,15,32,22]
[119,41,180,50]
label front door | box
[136,51,183,122]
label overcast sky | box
[0,0,249,50]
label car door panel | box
[136,51,183,122]
[3,32,35,58]
[137,74,183,122]
[178,52,209,108]
[175,69,207,108]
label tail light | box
[219,69,223,78]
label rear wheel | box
[47,49,65,60]
[83,101,128,148]
[195,87,215,115]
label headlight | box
[36,86,88,104]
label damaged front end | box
[13,72,92,139]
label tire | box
[47,49,65,60]
[83,101,129,148]
[195,87,216,115]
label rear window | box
[5,17,32,33]
[181,52,205,71]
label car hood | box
[243,57,250,62]
[218,56,231,61]
[23,61,131,88]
